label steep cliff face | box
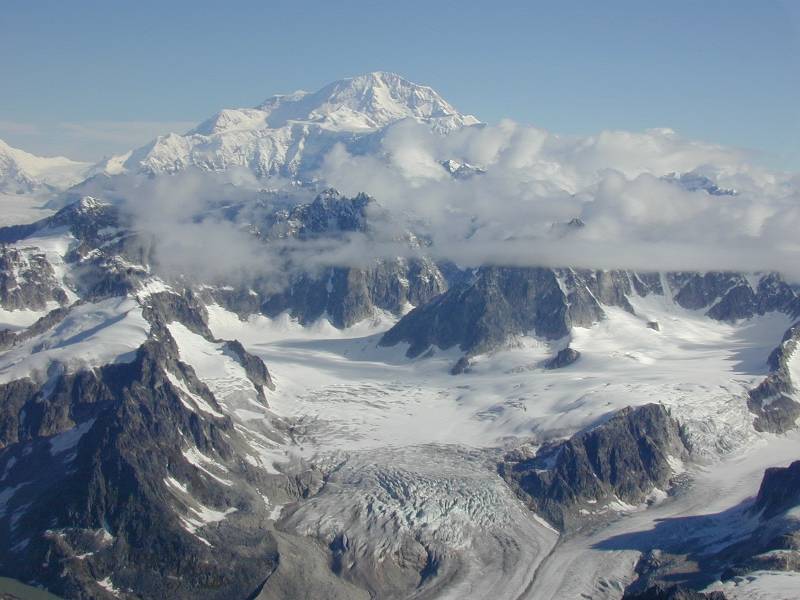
[748,321,800,433]
[0,247,69,311]
[500,404,689,531]
[753,460,800,520]
[0,292,297,599]
[380,268,800,369]
[380,267,570,357]
[260,258,445,328]
[217,190,448,327]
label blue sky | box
[1,0,798,168]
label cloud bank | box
[317,120,800,279]
[106,119,800,286]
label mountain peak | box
[0,138,90,192]
[108,73,481,178]
[254,71,480,132]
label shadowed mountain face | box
[748,321,800,433]
[0,293,293,599]
[592,458,800,597]
[754,460,800,520]
[623,584,727,600]
[380,267,800,360]
[215,189,448,328]
[0,187,798,599]
[500,404,689,531]
[380,267,571,357]
[1,71,799,599]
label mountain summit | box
[0,138,90,193]
[100,72,480,178]
[251,71,480,132]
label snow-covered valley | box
[0,71,799,599]
[194,299,798,599]
[204,298,789,456]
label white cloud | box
[315,119,800,279]
[91,117,799,287]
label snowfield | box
[2,70,799,599]
[204,296,800,598]
[0,296,149,384]
[207,296,792,456]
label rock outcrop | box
[747,321,800,433]
[623,584,727,600]
[500,404,689,530]
[381,268,800,358]
[543,347,580,369]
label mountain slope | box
[0,71,799,599]
[0,139,90,193]
[97,72,480,179]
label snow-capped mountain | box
[0,73,799,600]
[0,138,91,193]
[98,72,480,178]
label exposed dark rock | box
[669,272,744,312]
[0,304,74,352]
[253,191,446,328]
[0,325,288,599]
[647,321,660,331]
[222,339,275,403]
[262,258,445,328]
[381,267,569,357]
[380,267,647,357]
[623,583,727,600]
[141,290,274,404]
[500,404,689,530]
[631,272,664,296]
[0,196,158,304]
[142,290,213,338]
[559,268,635,317]
[450,356,471,375]
[667,272,799,322]
[543,347,580,369]
[282,189,371,237]
[622,459,800,594]
[747,321,800,433]
[706,284,756,321]
[0,247,68,310]
[753,460,800,520]
[439,159,485,179]
[756,273,800,317]
[748,390,800,434]
[382,268,798,358]
[0,196,120,247]
[722,549,800,580]
[0,378,42,448]
[663,171,736,196]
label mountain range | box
[0,72,798,600]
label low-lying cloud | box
[108,118,800,287]
[318,120,800,279]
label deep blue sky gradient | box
[1,0,798,167]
